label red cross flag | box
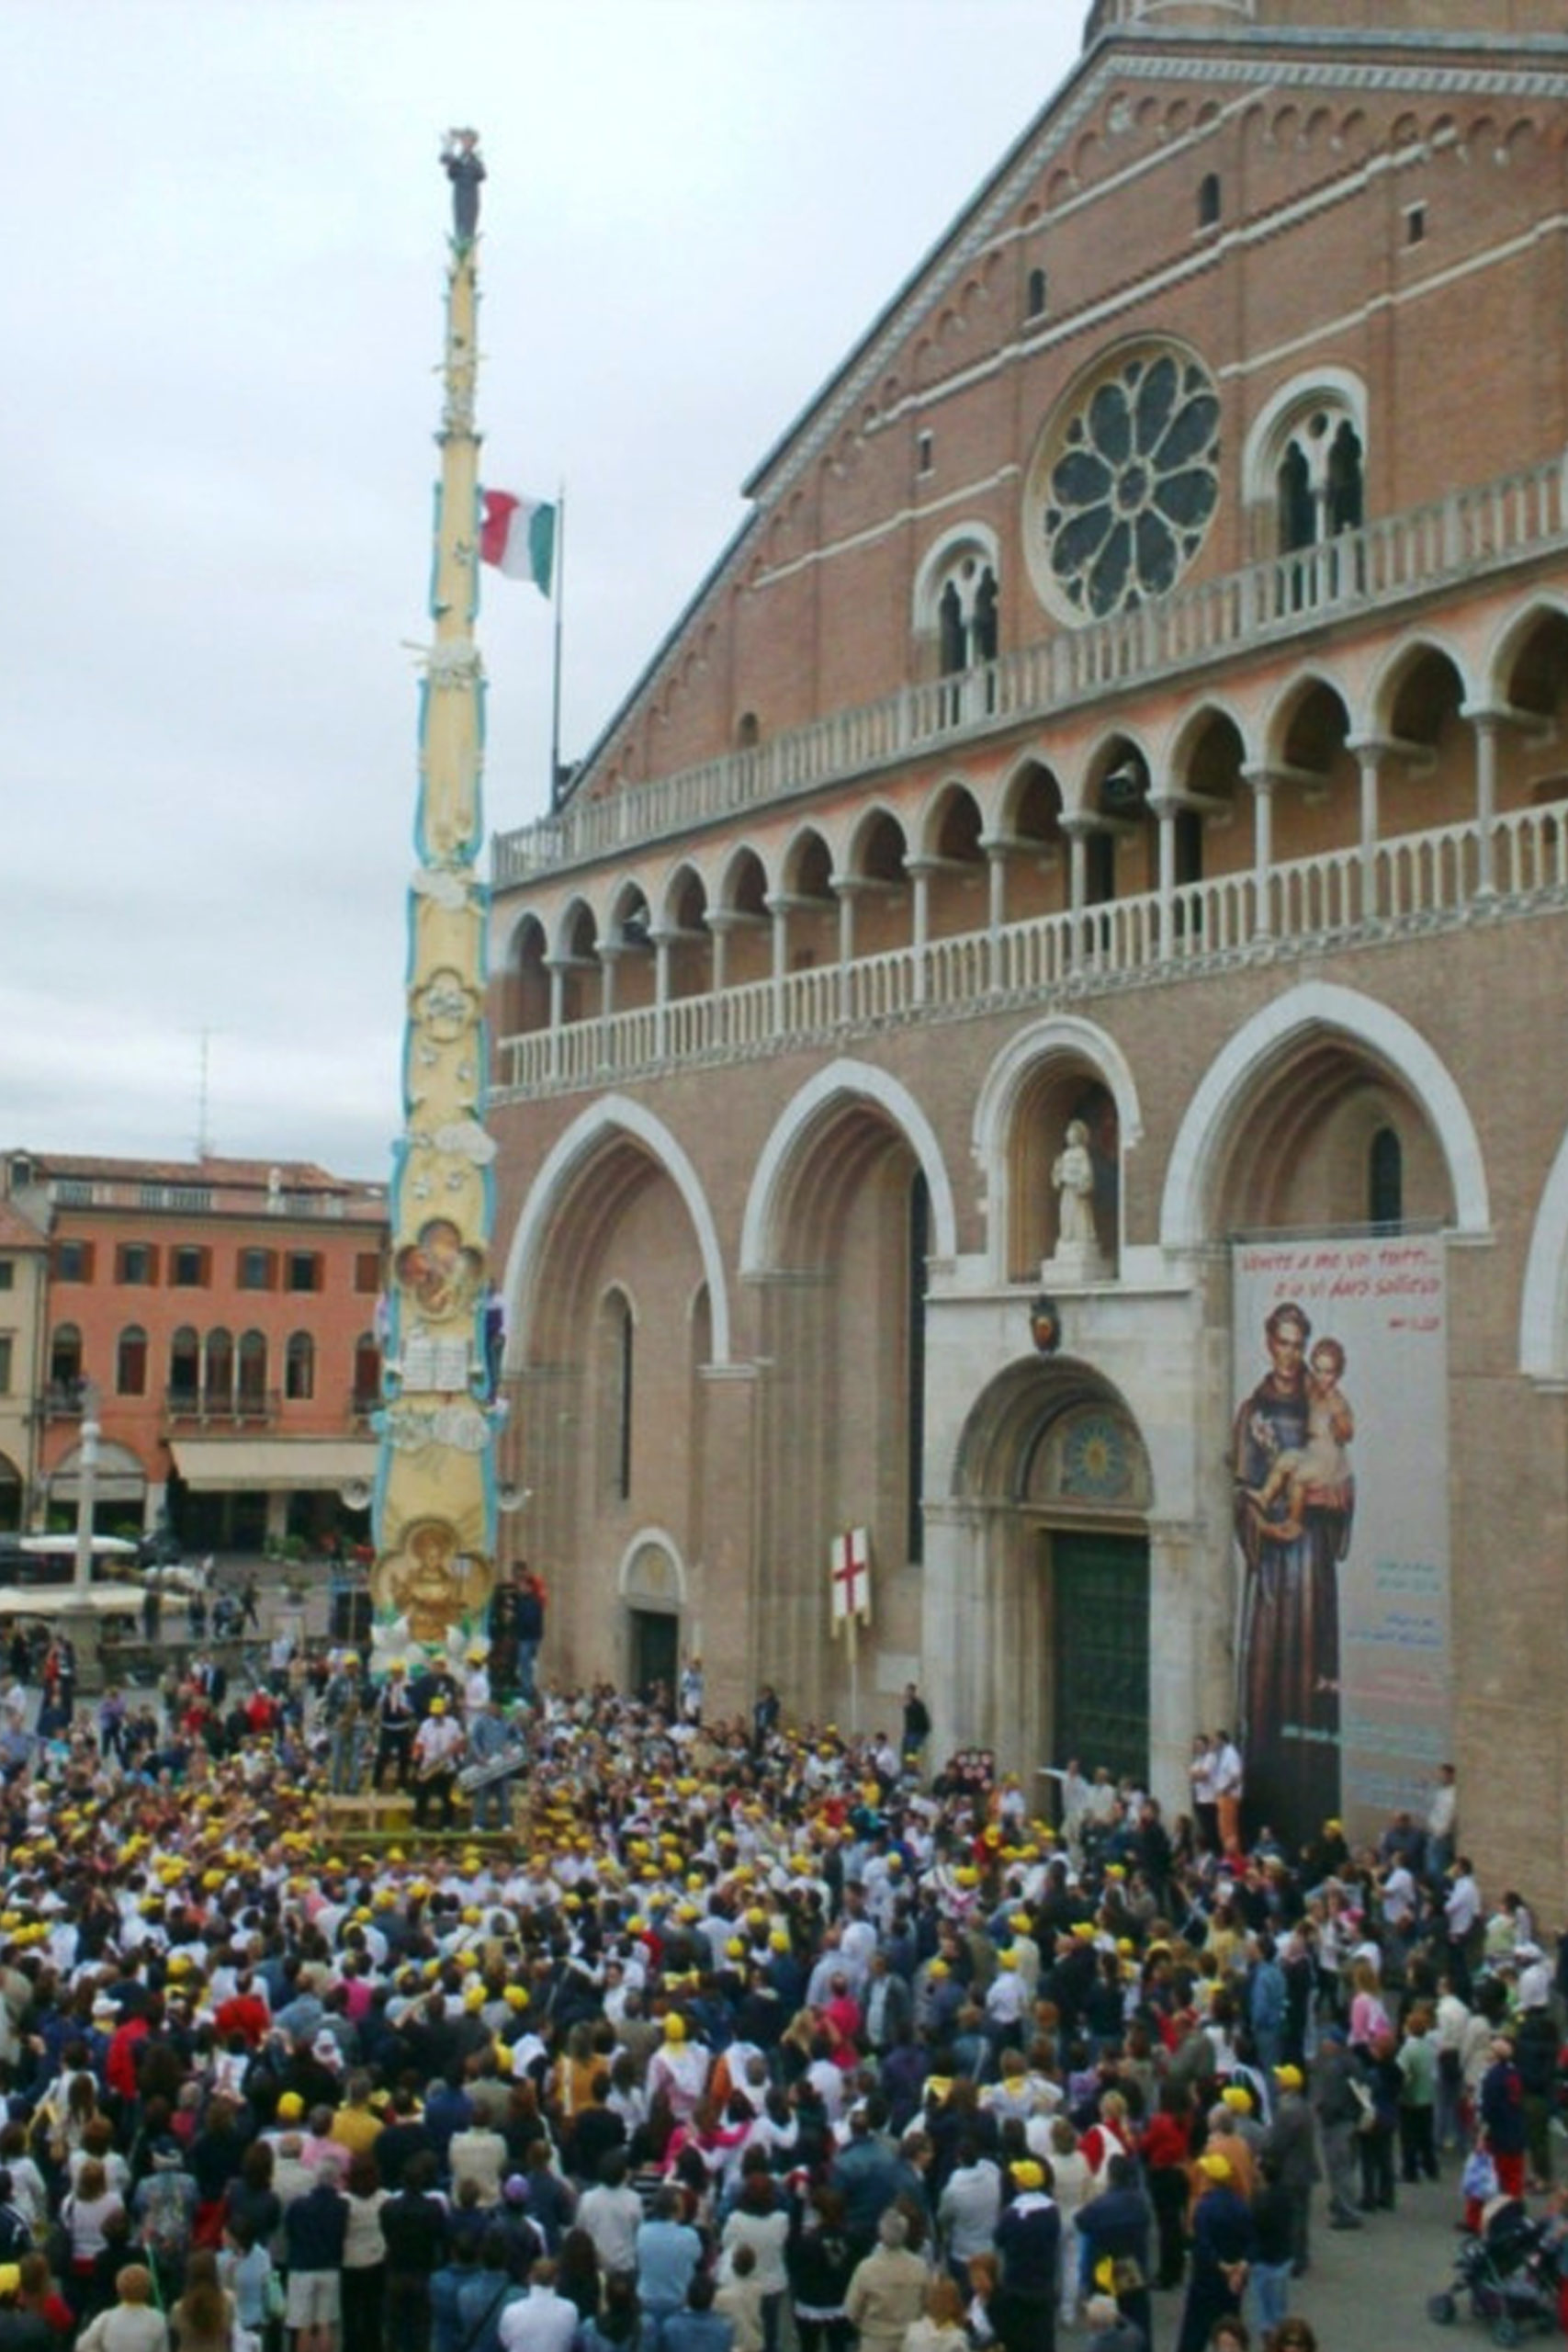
[829,1526,872,1628]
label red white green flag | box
[480,491,556,595]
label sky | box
[2,0,1083,1181]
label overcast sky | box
[2,0,1082,1180]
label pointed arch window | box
[1277,408,1365,556]
[1369,1126,1404,1232]
[936,556,1000,678]
[598,1289,635,1502]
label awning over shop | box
[169,1441,377,1494]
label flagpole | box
[549,481,566,808]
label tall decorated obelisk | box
[369,130,502,1668]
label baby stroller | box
[1428,2198,1559,2345]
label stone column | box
[1150,793,1177,956]
[1350,739,1383,922]
[1241,765,1276,938]
[765,893,791,1030]
[907,858,934,1006]
[832,876,860,1025]
[1064,817,1089,962]
[597,942,621,1019]
[1463,706,1502,897]
[982,839,1010,993]
[651,928,673,1059]
[706,911,733,997]
[544,957,567,1081]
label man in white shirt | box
[412,1699,465,1830]
[1444,1858,1482,1996]
[1212,1732,1244,1853]
[497,2261,581,2352]
[576,2152,644,2277]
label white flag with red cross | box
[829,1526,872,1630]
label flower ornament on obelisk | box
[369,131,505,1671]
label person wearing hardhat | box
[411,1695,465,1831]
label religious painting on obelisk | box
[1230,1235,1451,1847]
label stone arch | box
[972,1015,1144,1283]
[1242,368,1368,521]
[1077,729,1158,906]
[917,778,988,941]
[916,776,986,864]
[1484,591,1568,706]
[780,823,838,898]
[554,893,601,964]
[1264,668,1359,770]
[1367,632,1476,740]
[1165,696,1257,783]
[1483,597,1568,812]
[715,843,773,988]
[743,1062,953,1722]
[912,521,1003,637]
[500,910,550,1038]
[716,842,773,917]
[740,1058,957,1276]
[1519,1124,1568,1384]
[1371,636,1475,842]
[615,1524,688,1606]
[501,1093,731,1367]
[844,803,909,883]
[1160,982,1490,1249]
[992,755,1068,928]
[951,1353,1153,1510]
[661,862,713,1001]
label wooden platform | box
[311,1790,532,1858]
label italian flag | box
[480,491,556,595]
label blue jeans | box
[517,1639,539,1702]
[1252,2259,1292,2335]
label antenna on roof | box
[196,1028,215,1161]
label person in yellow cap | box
[992,2150,1060,2343]
[411,1696,465,1830]
[1178,2147,1251,2352]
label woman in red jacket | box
[1138,2082,1195,2290]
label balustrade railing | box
[491,798,1568,1101]
[492,454,1568,887]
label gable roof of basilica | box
[558,5,1568,811]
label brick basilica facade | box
[488,0,1568,1897]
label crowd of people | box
[0,1618,1554,2352]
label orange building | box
[1,1151,387,1551]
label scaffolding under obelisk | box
[368,130,502,1672]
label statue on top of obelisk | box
[441,128,485,243]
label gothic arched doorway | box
[945,1359,1154,1789]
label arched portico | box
[1160,982,1490,1249]
[501,1095,731,1367]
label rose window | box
[1026,345,1221,624]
